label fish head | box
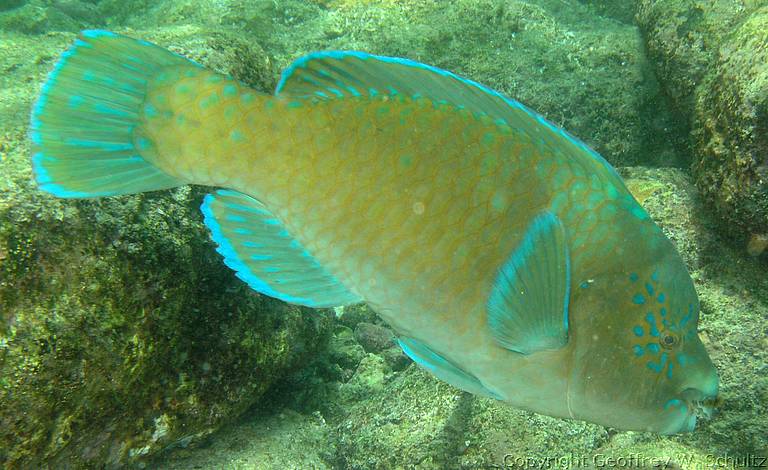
[566,251,719,434]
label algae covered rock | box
[0,0,97,34]
[637,1,768,251]
[692,7,768,248]
[353,322,394,354]
[0,27,333,468]
[635,0,750,118]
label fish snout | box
[671,387,720,433]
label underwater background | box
[0,0,766,468]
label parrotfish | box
[30,30,719,433]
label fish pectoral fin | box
[201,189,362,308]
[487,211,570,355]
[398,336,502,400]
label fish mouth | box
[677,388,720,432]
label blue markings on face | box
[579,281,590,289]
[629,268,698,382]
[644,313,660,337]
[679,303,695,328]
[645,283,655,296]
[647,352,668,373]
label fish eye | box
[660,332,679,349]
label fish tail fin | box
[30,30,196,197]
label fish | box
[30,30,719,434]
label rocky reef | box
[637,0,768,252]
[0,0,766,468]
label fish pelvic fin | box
[29,30,195,197]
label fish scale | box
[30,30,719,433]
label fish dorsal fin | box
[201,190,362,308]
[487,212,570,355]
[398,336,502,400]
[276,51,621,183]
[276,51,535,125]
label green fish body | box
[30,31,719,433]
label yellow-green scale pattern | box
[137,65,669,400]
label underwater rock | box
[328,325,366,374]
[692,7,768,249]
[0,0,95,34]
[637,1,768,251]
[353,322,394,354]
[379,344,411,372]
[635,0,749,118]
[336,303,379,330]
[338,354,389,402]
[0,26,333,469]
[145,29,277,91]
[0,2,55,34]
[0,0,23,12]
[153,408,334,469]
[576,0,636,23]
